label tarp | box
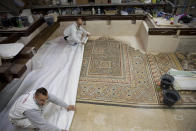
[0,36,84,131]
[168,68,196,91]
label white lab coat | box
[63,22,90,45]
[9,90,40,121]
[9,90,39,128]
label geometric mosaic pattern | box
[77,38,196,108]
[176,52,196,71]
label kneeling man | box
[64,17,90,46]
[9,87,75,131]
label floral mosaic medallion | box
[77,38,196,108]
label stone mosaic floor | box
[77,38,196,108]
[176,52,196,71]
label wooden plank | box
[58,15,146,21]
[0,63,13,83]
[0,18,45,36]
[180,30,196,36]
[30,2,168,9]
[17,47,35,59]
[148,29,177,35]
[0,34,21,44]
[0,22,60,90]
[27,22,60,50]
[146,18,196,35]
[0,82,7,92]
[10,64,27,78]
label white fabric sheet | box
[0,36,84,131]
[168,68,196,90]
[0,43,24,59]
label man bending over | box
[9,87,75,131]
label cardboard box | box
[95,0,108,4]
[76,0,89,5]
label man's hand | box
[67,105,76,111]
[87,33,90,37]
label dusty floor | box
[70,103,196,131]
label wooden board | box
[76,0,89,5]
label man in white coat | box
[64,18,90,46]
[9,87,75,131]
